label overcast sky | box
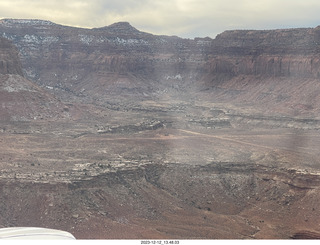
[1,0,320,38]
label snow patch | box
[165,74,183,80]
[1,75,37,92]
[0,19,54,27]
[79,34,94,45]
[78,34,149,46]
[114,37,148,46]
[22,34,59,44]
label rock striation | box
[0,19,210,100]
[207,27,320,78]
[1,19,320,117]
[0,31,75,121]
[2,19,320,83]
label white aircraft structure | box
[0,227,76,240]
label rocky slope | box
[1,19,320,239]
[201,27,320,116]
[0,34,75,121]
[0,37,22,75]
[0,74,75,121]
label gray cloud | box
[0,0,320,38]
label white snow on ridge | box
[79,34,149,46]
[79,34,94,45]
[2,32,59,46]
[22,34,59,44]
[165,74,182,80]
[1,75,37,93]
[0,19,54,26]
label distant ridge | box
[0,18,143,35]
[1,18,320,116]
[95,21,141,34]
[0,18,55,26]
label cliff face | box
[2,19,320,82]
[207,27,320,78]
[1,19,320,116]
[0,32,75,121]
[0,19,210,103]
[200,27,320,116]
[0,37,22,75]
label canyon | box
[0,19,320,239]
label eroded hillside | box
[0,19,320,239]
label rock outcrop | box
[202,27,320,116]
[1,19,320,117]
[0,37,22,75]
[0,33,75,121]
[2,19,320,83]
[0,19,210,101]
[0,73,75,121]
[207,27,320,78]
[291,231,320,239]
